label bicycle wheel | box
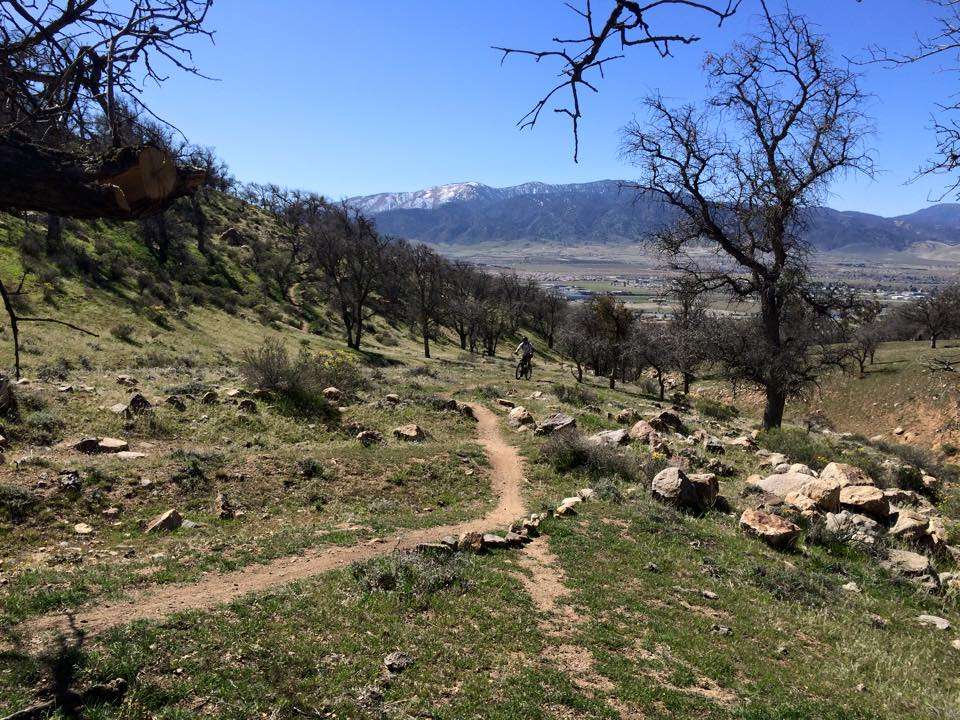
[515,362,523,380]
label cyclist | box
[514,336,534,377]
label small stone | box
[458,531,485,552]
[323,387,343,402]
[215,492,235,520]
[393,424,426,442]
[166,395,187,411]
[507,406,535,427]
[200,390,218,405]
[841,581,861,593]
[128,393,152,414]
[383,394,400,404]
[145,509,182,534]
[73,522,93,535]
[116,451,147,460]
[71,437,101,454]
[237,398,258,413]
[108,402,129,416]
[356,430,382,447]
[739,508,801,549]
[496,398,516,408]
[917,614,951,631]
[534,413,576,436]
[97,437,129,453]
[116,374,137,387]
[384,650,414,673]
[482,533,509,549]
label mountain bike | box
[515,355,533,380]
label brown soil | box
[20,402,525,641]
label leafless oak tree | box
[495,0,740,160]
[1,1,214,218]
[621,6,873,428]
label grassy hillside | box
[0,205,958,719]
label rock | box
[108,402,129,416]
[215,492,235,520]
[393,424,426,442]
[652,467,716,512]
[629,420,659,443]
[384,651,414,673]
[882,549,936,582]
[224,388,248,399]
[458,403,477,421]
[916,615,951,631]
[727,435,757,449]
[323,387,343,402]
[200,390,218,405]
[145,509,183,534]
[97,437,129,453]
[894,426,905,436]
[649,410,684,433]
[889,508,930,540]
[788,463,816,476]
[58,384,73,393]
[589,428,631,446]
[356,430,383,447]
[458,531,485,552]
[578,488,595,500]
[482,533,509,549]
[507,406,535,427]
[237,398,258,413]
[166,395,187,411]
[842,581,861,593]
[71,437,101,454]
[739,508,801,549]
[616,408,637,423]
[922,474,941,492]
[116,451,147,460]
[496,398,516,408]
[384,393,400,404]
[760,452,789,468]
[749,472,818,500]
[773,463,792,474]
[116,374,137,387]
[102,507,120,518]
[128,393,152,414]
[534,413,576,436]
[839,485,889,520]
[505,531,527,547]
[74,522,93,535]
[823,511,882,544]
[792,477,841,513]
[927,516,949,552]
[821,462,874,487]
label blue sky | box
[143,1,957,216]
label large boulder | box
[839,485,889,520]
[748,473,815,499]
[629,420,659,443]
[882,549,939,589]
[649,410,684,434]
[793,477,841,513]
[616,408,638,424]
[98,437,129,453]
[651,467,716,512]
[820,462,874,488]
[535,413,576,436]
[393,424,426,442]
[889,508,930,541]
[739,509,801,549]
[589,428,631,446]
[507,406,535,427]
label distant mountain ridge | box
[348,181,960,254]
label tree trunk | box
[45,214,62,253]
[683,373,691,394]
[422,321,431,358]
[762,387,787,430]
[932,334,938,349]
[0,132,204,219]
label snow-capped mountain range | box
[347,180,960,254]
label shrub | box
[552,383,598,407]
[694,397,739,421]
[109,323,136,343]
[352,550,471,603]
[36,357,72,382]
[874,439,960,486]
[540,429,640,482]
[0,483,38,523]
[239,339,353,419]
[748,564,835,607]
[757,428,834,469]
[22,409,63,445]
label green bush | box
[552,383,598,407]
[694,397,739,421]
[757,428,833,469]
[0,483,38,522]
[22,409,64,445]
[109,323,136,343]
[540,429,640,482]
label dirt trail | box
[20,402,525,640]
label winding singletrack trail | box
[20,402,525,641]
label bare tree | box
[865,0,960,198]
[1,1,214,218]
[495,0,740,160]
[306,204,389,351]
[402,243,447,358]
[898,285,960,348]
[620,7,873,428]
[531,288,568,349]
